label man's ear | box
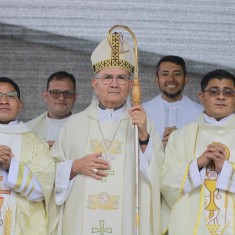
[91,78,98,95]
[42,90,48,102]
[73,93,78,102]
[155,75,159,86]
[129,79,133,88]
[198,91,204,105]
[18,100,23,112]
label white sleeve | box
[184,160,204,193]
[217,161,235,193]
[55,160,75,205]
[139,137,153,181]
[4,157,44,202]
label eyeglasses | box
[97,75,130,85]
[48,90,75,99]
[0,91,18,100]
[204,88,235,98]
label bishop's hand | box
[70,152,111,180]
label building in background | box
[0,0,234,121]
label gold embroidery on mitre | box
[90,139,123,154]
[87,192,119,210]
[92,32,134,74]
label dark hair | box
[0,77,20,99]
[201,69,235,91]
[156,55,187,76]
[47,71,76,90]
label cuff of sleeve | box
[3,157,19,188]
[184,160,203,193]
[55,160,75,205]
[217,161,235,192]
[56,160,73,190]
[139,137,153,181]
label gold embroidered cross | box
[92,220,112,234]
[102,170,114,182]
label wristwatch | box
[139,134,150,145]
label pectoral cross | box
[102,170,114,182]
[102,152,115,162]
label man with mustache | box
[143,55,203,147]
[27,71,77,149]
[160,69,235,234]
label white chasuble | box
[195,129,235,235]
[0,133,20,235]
[82,119,127,234]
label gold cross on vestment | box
[92,220,112,234]
[102,170,114,182]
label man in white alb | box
[27,71,77,148]
[161,69,235,235]
[143,55,203,147]
[0,77,55,235]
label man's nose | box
[57,93,66,100]
[110,78,119,86]
[0,94,9,103]
[217,91,225,99]
[168,73,175,80]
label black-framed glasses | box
[204,88,235,98]
[48,89,75,99]
[97,75,130,85]
[0,91,18,100]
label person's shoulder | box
[173,120,199,137]
[182,95,203,110]
[64,109,87,124]
[142,95,161,109]
[23,130,44,143]
[26,112,47,128]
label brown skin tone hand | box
[162,126,177,147]
[197,143,226,172]
[0,145,13,171]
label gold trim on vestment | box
[88,192,119,210]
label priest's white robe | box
[50,101,163,235]
[27,112,69,141]
[0,121,55,235]
[142,95,203,139]
[160,114,235,235]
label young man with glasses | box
[0,77,55,234]
[160,69,235,235]
[27,71,77,148]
